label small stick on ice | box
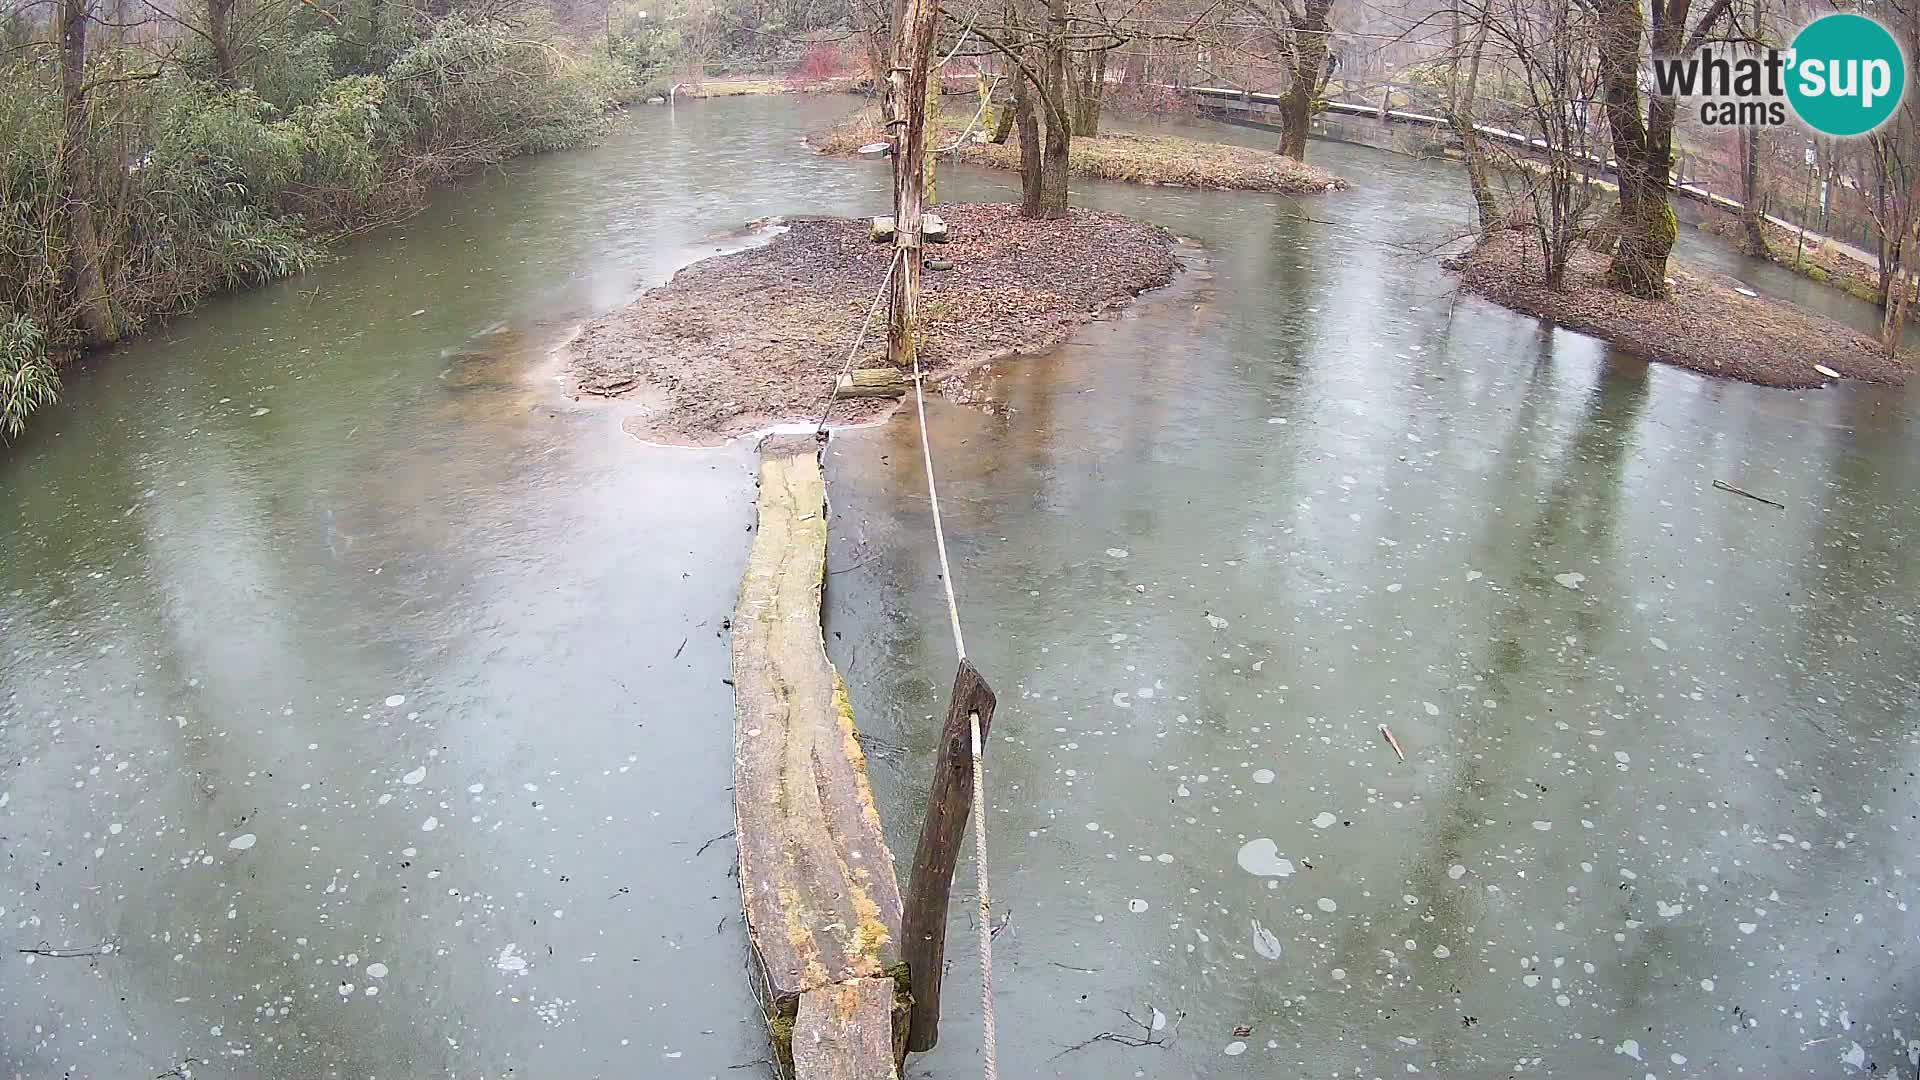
[1379,724,1406,762]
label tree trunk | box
[1737,128,1768,257]
[1012,69,1043,216]
[209,0,236,84]
[1449,0,1497,230]
[1071,49,1104,136]
[884,0,936,368]
[1032,0,1070,217]
[1597,0,1697,298]
[1275,0,1331,161]
[59,0,116,347]
[1883,176,1920,354]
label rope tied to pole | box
[814,249,903,435]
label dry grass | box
[1453,230,1912,388]
[812,105,1347,194]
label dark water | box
[3,96,1917,1080]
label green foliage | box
[0,11,631,441]
[603,4,681,95]
[0,313,56,442]
[252,30,343,113]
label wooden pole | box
[901,659,997,1053]
[886,0,938,368]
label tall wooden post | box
[887,0,938,368]
[900,660,997,1052]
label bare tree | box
[1479,0,1604,287]
[1446,0,1496,229]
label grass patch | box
[812,104,1346,194]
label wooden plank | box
[792,979,902,1080]
[834,368,908,400]
[733,435,905,1073]
[900,659,997,1052]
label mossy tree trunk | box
[1273,0,1332,161]
[1595,0,1732,299]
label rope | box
[970,711,996,1080]
[910,351,967,662]
[814,250,903,434]
[908,347,994,1079]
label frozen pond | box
[3,93,1917,1079]
[824,121,1920,1078]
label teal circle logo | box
[1787,14,1905,136]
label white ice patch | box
[1447,864,1466,880]
[1251,921,1281,959]
[1553,572,1586,590]
[1650,636,1669,651]
[1205,613,1229,629]
[421,816,439,832]
[1128,898,1150,913]
[1236,839,1294,878]
[1531,820,1553,831]
[227,833,257,851]
[1656,900,1685,918]
[1252,769,1275,784]
[1223,1041,1247,1056]
[1616,1039,1642,1061]
[1106,548,1129,559]
[401,767,426,786]
[1317,898,1338,913]
[1844,1042,1867,1069]
[1313,812,1338,829]
[496,944,527,973]
[385,694,406,707]
[366,962,388,979]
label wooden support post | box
[886,0,938,369]
[900,659,997,1053]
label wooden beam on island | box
[834,368,909,399]
[733,435,907,1078]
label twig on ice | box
[1052,1003,1184,1058]
[18,941,115,958]
[1712,479,1785,509]
[1379,723,1406,762]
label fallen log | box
[733,435,907,1078]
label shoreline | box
[811,105,1348,194]
[1450,230,1912,389]
[565,204,1185,443]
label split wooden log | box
[835,368,909,399]
[733,435,907,1077]
[793,978,901,1080]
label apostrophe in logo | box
[1786,13,1905,136]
